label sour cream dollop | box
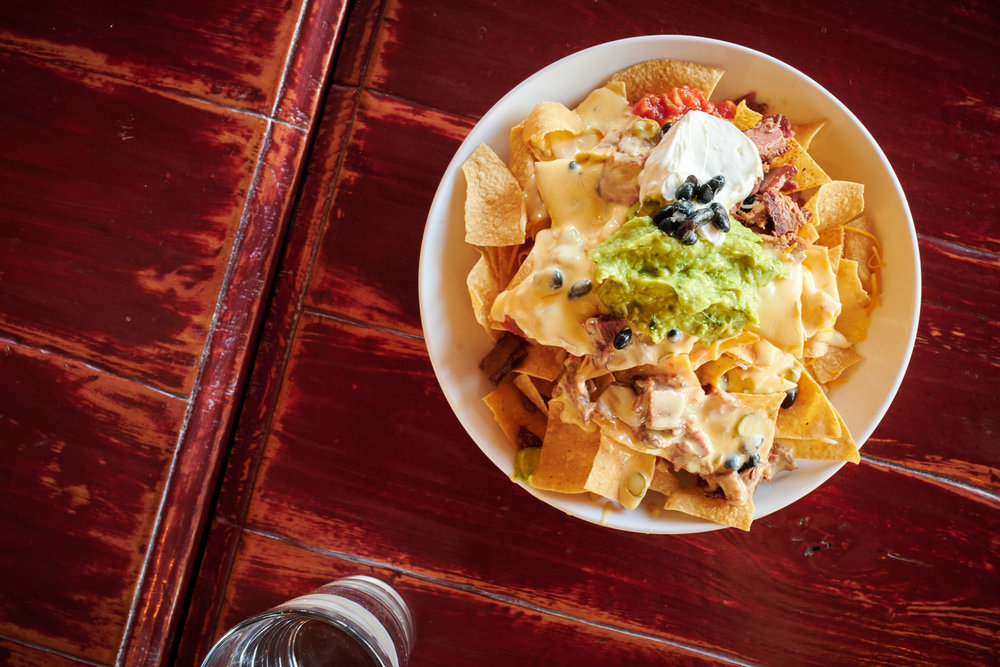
[638,109,763,217]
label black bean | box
[724,455,742,471]
[652,200,691,225]
[549,269,564,290]
[695,182,715,204]
[674,181,695,201]
[710,202,730,232]
[661,121,674,132]
[568,279,592,299]
[688,207,714,227]
[569,160,580,170]
[781,386,799,409]
[613,328,633,350]
[685,174,699,185]
[667,329,682,342]
[707,175,726,193]
[738,453,761,474]
[679,230,699,245]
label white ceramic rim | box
[418,35,921,534]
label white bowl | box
[418,36,920,533]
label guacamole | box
[588,216,788,342]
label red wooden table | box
[2,1,998,665]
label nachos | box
[462,59,881,530]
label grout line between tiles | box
[0,634,109,667]
[0,333,189,402]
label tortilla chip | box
[798,221,820,245]
[802,338,829,360]
[835,259,872,344]
[772,139,830,193]
[605,58,725,103]
[585,436,656,510]
[462,143,526,247]
[483,380,547,450]
[842,216,879,295]
[513,373,549,414]
[777,412,859,463]
[467,256,500,337]
[809,345,862,384]
[478,243,525,294]
[804,181,865,230]
[732,100,763,131]
[650,462,754,531]
[508,124,536,189]
[522,102,585,157]
[516,343,567,382]
[776,369,842,441]
[532,403,602,493]
[696,357,742,389]
[791,119,826,150]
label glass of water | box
[201,576,415,667]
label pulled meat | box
[744,114,792,165]
[585,317,631,365]
[593,128,655,205]
[479,332,527,385]
[597,150,644,204]
[763,189,808,237]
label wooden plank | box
[274,0,351,125]
[0,340,185,664]
[173,84,361,666]
[0,638,96,667]
[331,0,386,87]
[239,313,998,664]
[118,120,313,665]
[0,52,266,396]
[0,0,305,112]
[862,238,1000,490]
[304,91,474,335]
[188,530,729,666]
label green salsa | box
[588,215,788,342]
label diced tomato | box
[633,86,735,124]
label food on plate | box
[461,58,882,530]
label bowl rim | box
[418,34,921,534]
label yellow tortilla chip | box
[605,58,725,103]
[791,119,826,150]
[462,143,526,247]
[467,255,500,337]
[484,380,547,450]
[772,139,831,193]
[650,462,754,531]
[776,369,842,441]
[508,124,535,189]
[798,221,820,245]
[777,412,859,463]
[842,216,879,295]
[513,373,548,414]
[522,102,585,157]
[516,343,567,381]
[835,259,872,344]
[532,403,602,493]
[732,100,763,131]
[809,345,862,384]
[804,181,865,230]
[584,436,656,510]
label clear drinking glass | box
[200,576,414,667]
